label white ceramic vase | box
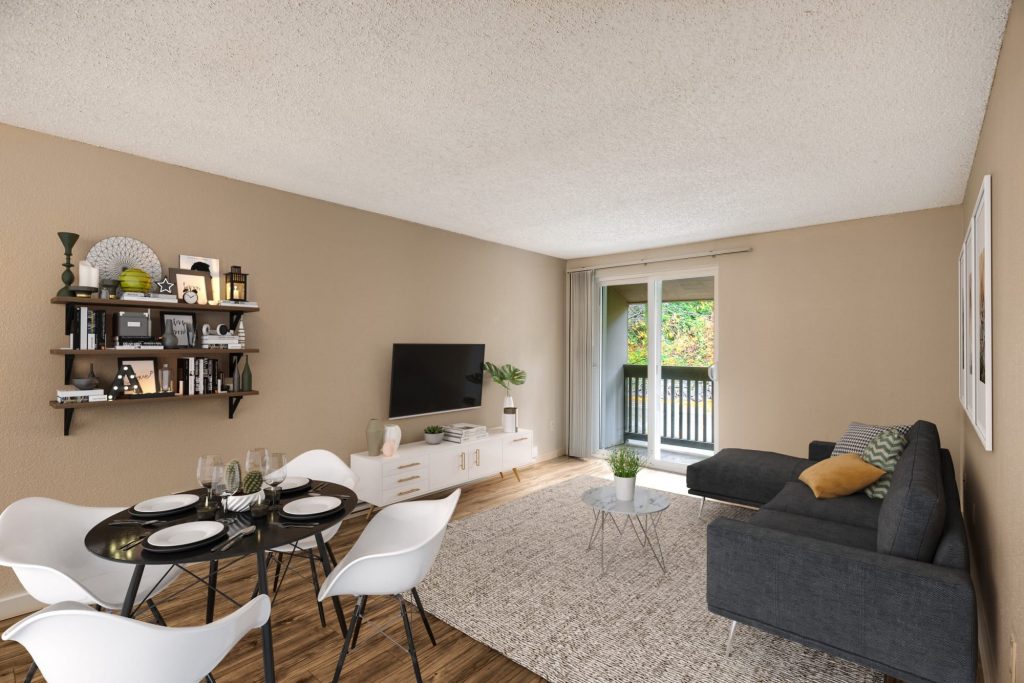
[614,476,636,502]
[382,423,402,457]
[503,394,515,409]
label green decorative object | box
[366,418,384,456]
[424,425,443,434]
[225,460,242,493]
[607,445,648,478]
[242,470,264,495]
[118,268,152,293]
[240,355,253,391]
[57,232,79,296]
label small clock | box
[182,287,199,305]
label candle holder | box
[56,232,79,297]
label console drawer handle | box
[398,462,421,469]
[398,488,420,497]
[475,449,480,466]
[397,475,419,483]
[513,437,528,443]
[460,452,466,470]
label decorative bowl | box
[72,378,99,390]
[224,490,265,512]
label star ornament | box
[156,277,175,294]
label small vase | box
[503,394,515,409]
[366,418,384,456]
[614,476,636,502]
[424,432,444,445]
[240,355,253,391]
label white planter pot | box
[614,476,636,502]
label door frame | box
[595,264,719,472]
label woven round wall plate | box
[86,236,163,282]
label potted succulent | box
[424,425,444,445]
[607,446,647,502]
[484,362,527,408]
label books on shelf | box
[219,300,258,308]
[176,357,225,396]
[56,386,110,403]
[442,423,489,443]
[69,307,108,350]
[113,341,164,349]
[120,292,178,302]
[200,334,243,349]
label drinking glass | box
[196,455,221,505]
[210,464,227,512]
[246,448,268,475]
[263,452,288,509]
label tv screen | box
[388,343,486,419]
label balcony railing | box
[623,364,714,450]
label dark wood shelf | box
[50,391,259,410]
[51,348,259,357]
[51,296,259,314]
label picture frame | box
[160,312,197,348]
[959,175,992,451]
[169,268,213,306]
[118,357,157,395]
[179,255,221,303]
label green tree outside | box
[627,300,714,367]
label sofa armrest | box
[707,518,976,683]
[808,440,835,461]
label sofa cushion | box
[750,508,876,551]
[876,421,946,561]
[763,481,883,530]
[860,428,909,500]
[798,454,885,499]
[831,421,911,457]
[686,448,814,507]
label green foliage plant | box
[424,425,444,434]
[483,362,527,395]
[607,446,647,478]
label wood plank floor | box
[0,456,622,683]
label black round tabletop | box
[85,481,357,565]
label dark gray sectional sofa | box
[689,421,975,683]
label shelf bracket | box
[229,311,244,331]
[228,395,243,419]
[63,408,74,436]
[64,355,75,385]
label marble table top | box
[581,485,670,515]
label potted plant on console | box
[608,446,647,502]
[424,425,444,445]
[484,362,526,408]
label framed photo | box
[169,268,213,306]
[160,312,196,348]
[179,255,221,303]
[118,357,157,394]
[959,175,992,451]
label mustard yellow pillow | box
[799,454,885,499]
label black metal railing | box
[623,364,714,450]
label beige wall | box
[0,123,566,601]
[568,206,963,460]
[960,0,1024,678]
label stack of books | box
[55,386,110,404]
[200,334,243,349]
[121,292,177,303]
[114,340,163,350]
[443,423,488,443]
[219,300,259,308]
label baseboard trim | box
[0,591,43,621]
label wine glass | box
[263,452,288,509]
[196,455,221,505]
[246,448,268,475]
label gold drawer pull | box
[475,449,480,466]
[513,437,528,443]
[398,488,420,497]
[398,462,421,469]
[397,475,420,483]
[460,452,466,470]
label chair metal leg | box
[698,496,706,518]
[331,595,366,683]
[351,598,365,649]
[23,661,38,683]
[146,599,166,626]
[272,552,284,593]
[725,620,737,657]
[205,675,216,683]
[307,551,327,628]
[410,587,436,646]
[397,595,424,683]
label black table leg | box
[206,560,218,624]
[314,531,347,636]
[255,552,276,683]
[120,565,145,617]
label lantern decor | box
[225,265,248,302]
[56,232,80,296]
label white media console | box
[350,427,536,507]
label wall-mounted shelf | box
[50,348,260,357]
[51,391,260,436]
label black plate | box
[142,525,228,554]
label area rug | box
[417,475,883,683]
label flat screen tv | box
[388,343,486,419]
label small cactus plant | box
[242,470,264,495]
[424,425,443,434]
[225,460,242,493]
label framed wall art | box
[959,174,992,451]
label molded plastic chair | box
[2,595,270,683]
[267,449,358,627]
[318,489,460,683]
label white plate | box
[281,496,342,517]
[146,521,225,549]
[267,476,310,492]
[132,493,200,515]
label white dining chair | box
[266,449,358,628]
[0,497,184,682]
[2,595,270,683]
[318,489,461,683]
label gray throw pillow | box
[859,428,908,499]
[831,422,911,457]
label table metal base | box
[586,508,666,573]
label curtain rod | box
[566,247,752,273]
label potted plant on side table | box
[607,446,647,502]
[424,425,444,445]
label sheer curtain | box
[567,270,596,458]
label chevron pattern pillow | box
[831,421,911,457]
[859,428,909,499]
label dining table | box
[84,480,358,683]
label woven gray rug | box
[417,475,883,682]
